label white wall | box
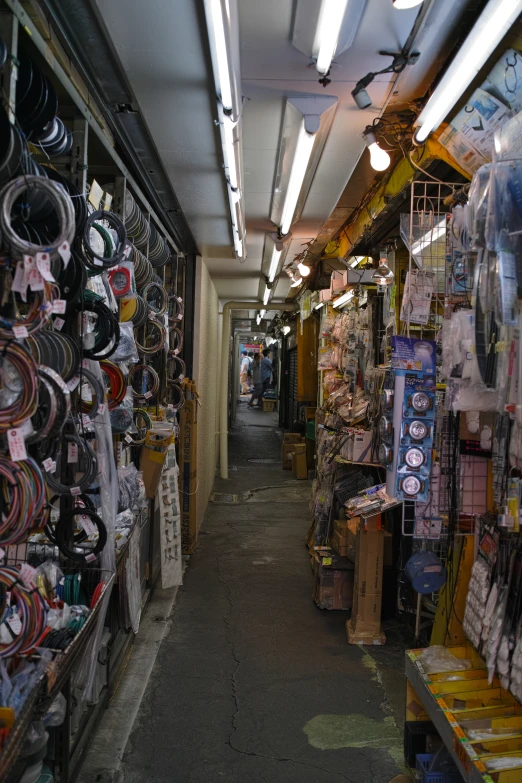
[193,257,222,529]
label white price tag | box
[36,252,55,282]
[7,428,27,462]
[11,261,27,300]
[176,314,183,321]
[85,553,97,563]
[25,255,44,292]
[67,375,80,392]
[82,414,91,427]
[42,457,54,472]
[67,442,78,463]
[97,403,106,415]
[124,433,133,443]
[7,613,21,635]
[123,245,131,259]
[12,325,28,339]
[78,514,97,536]
[179,374,185,381]
[70,486,81,496]
[53,317,65,332]
[82,359,89,369]
[144,391,152,399]
[52,299,66,314]
[0,548,5,561]
[20,563,37,588]
[57,241,71,269]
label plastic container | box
[405,551,447,594]
[415,754,462,783]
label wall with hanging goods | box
[0,4,198,780]
[282,39,522,779]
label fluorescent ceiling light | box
[333,290,354,308]
[314,301,325,310]
[280,121,316,235]
[268,246,282,283]
[205,0,233,112]
[256,315,261,325]
[260,309,266,318]
[393,0,423,7]
[263,285,270,305]
[414,0,522,143]
[349,256,366,268]
[223,118,239,190]
[411,218,446,256]
[313,0,349,76]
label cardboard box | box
[312,552,354,610]
[294,443,306,454]
[351,431,373,463]
[335,518,392,567]
[140,425,175,499]
[178,397,198,554]
[346,517,386,645]
[292,450,308,480]
[263,399,276,412]
[282,435,304,470]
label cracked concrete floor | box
[118,405,406,782]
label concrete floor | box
[96,403,407,782]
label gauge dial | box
[409,420,429,441]
[405,447,425,468]
[411,391,430,412]
[402,475,422,496]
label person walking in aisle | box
[247,353,263,408]
[239,350,251,394]
[260,348,272,401]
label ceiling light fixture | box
[263,285,271,306]
[371,251,394,285]
[392,0,424,7]
[333,290,354,308]
[411,218,447,256]
[283,325,291,335]
[260,309,266,318]
[349,256,366,268]
[291,276,303,288]
[203,0,246,260]
[268,247,283,283]
[297,261,311,277]
[314,301,325,310]
[414,0,522,143]
[313,0,349,80]
[362,127,391,171]
[256,316,261,326]
[352,50,419,110]
[272,96,337,237]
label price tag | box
[70,486,81,497]
[97,403,106,415]
[7,613,21,635]
[124,433,133,443]
[104,192,113,211]
[179,374,185,381]
[82,359,89,369]
[12,325,28,339]
[82,414,91,427]
[78,514,97,536]
[85,553,97,563]
[322,556,332,566]
[53,299,66,314]
[88,179,103,209]
[36,252,55,282]
[42,458,53,472]
[68,442,78,463]
[67,375,80,392]
[11,261,27,301]
[144,391,152,399]
[123,245,131,259]
[0,548,5,561]
[25,255,44,292]
[20,563,37,588]
[53,317,65,332]
[57,241,71,269]
[7,428,27,462]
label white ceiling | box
[95,0,474,307]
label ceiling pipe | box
[220,301,295,479]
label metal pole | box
[219,302,294,479]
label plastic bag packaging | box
[113,322,139,363]
[486,757,522,771]
[321,310,336,337]
[417,646,472,673]
[468,164,490,249]
[318,346,336,370]
[43,692,66,727]
[467,728,519,741]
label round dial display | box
[379,444,392,464]
[409,420,428,441]
[380,389,393,410]
[411,392,430,412]
[405,447,425,468]
[379,416,392,438]
[402,475,421,496]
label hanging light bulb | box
[392,0,424,8]
[362,127,391,172]
[371,251,394,285]
[297,261,311,277]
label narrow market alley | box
[90,409,406,783]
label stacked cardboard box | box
[332,518,392,566]
[346,514,386,645]
[291,443,308,479]
[281,433,304,470]
[312,551,354,610]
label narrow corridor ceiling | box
[92,0,475,303]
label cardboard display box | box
[292,450,308,480]
[312,552,354,610]
[332,518,392,566]
[346,514,386,645]
[263,399,277,412]
[282,434,305,470]
[351,431,373,463]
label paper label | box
[53,299,66,314]
[57,241,71,269]
[70,486,81,496]
[144,391,152,399]
[7,613,21,635]
[78,514,97,536]
[124,433,133,443]
[104,192,113,211]
[123,245,131,259]
[97,403,105,415]
[85,552,97,563]
[82,414,91,427]
[42,457,53,472]
[7,428,27,462]
[36,252,55,282]
[20,563,37,588]
[67,375,80,392]
[12,325,28,339]
[53,317,65,332]
[94,258,104,267]
[25,255,44,291]
[11,261,27,301]
[67,442,78,463]
[88,179,103,209]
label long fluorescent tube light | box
[314,301,325,310]
[256,315,261,325]
[411,218,446,256]
[263,285,270,305]
[268,247,282,283]
[280,121,316,235]
[349,256,366,268]
[223,118,238,190]
[333,290,354,308]
[206,0,233,112]
[260,309,266,318]
[314,0,349,76]
[414,0,522,143]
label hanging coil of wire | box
[166,380,185,410]
[142,281,168,316]
[167,354,186,382]
[53,507,107,563]
[130,408,152,445]
[121,293,148,327]
[65,291,120,360]
[45,434,98,496]
[129,364,160,402]
[133,245,153,288]
[27,331,82,382]
[79,366,105,419]
[0,175,75,259]
[123,190,151,249]
[168,294,184,324]
[0,456,48,544]
[79,210,127,273]
[135,317,166,355]
[0,567,48,656]
[100,360,127,410]
[26,366,71,445]
[147,224,170,267]
[0,340,38,431]
[0,258,59,338]
[168,324,183,356]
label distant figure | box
[239,351,251,394]
[260,348,272,400]
[247,353,263,408]
[247,351,255,391]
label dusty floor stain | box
[361,651,378,682]
[303,713,401,750]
